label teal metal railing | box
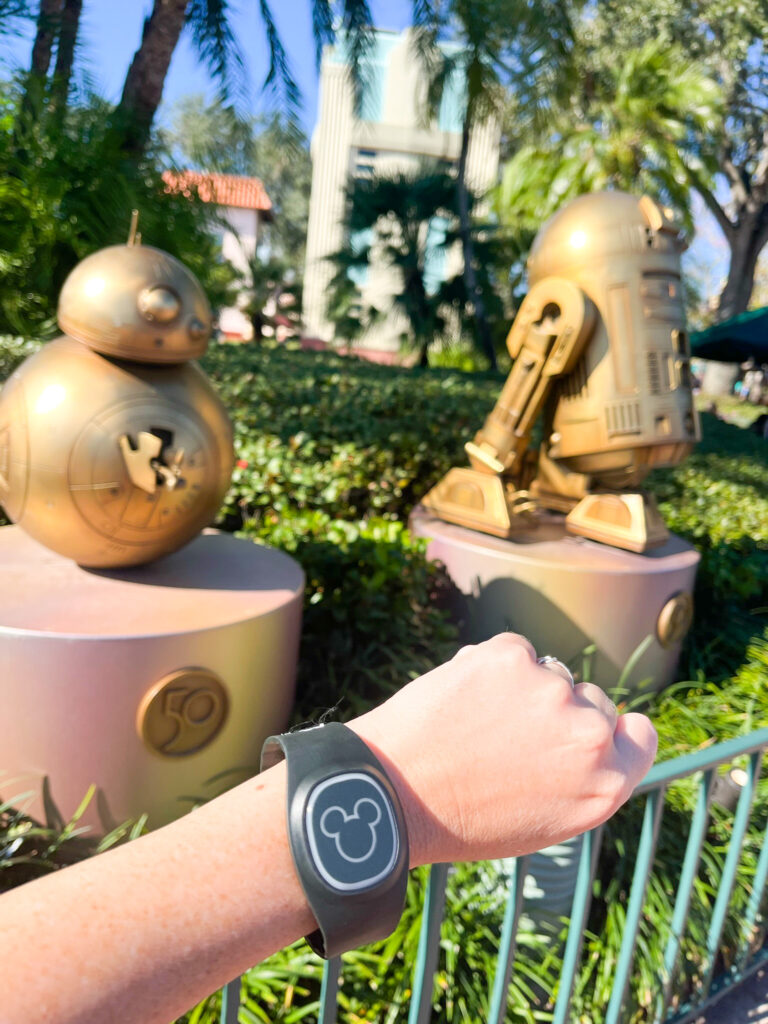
[217,727,768,1024]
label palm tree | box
[329,167,484,366]
[27,0,61,79]
[118,0,230,155]
[418,0,574,370]
[240,254,302,343]
[17,0,59,123]
[49,0,82,115]
[16,0,80,131]
[115,0,376,157]
[494,39,721,246]
[578,0,768,321]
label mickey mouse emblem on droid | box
[305,773,400,891]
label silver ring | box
[537,656,575,688]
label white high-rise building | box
[302,28,501,356]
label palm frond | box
[309,0,335,69]
[340,0,375,116]
[185,0,246,103]
[409,0,442,93]
[257,0,302,125]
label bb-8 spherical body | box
[0,242,233,567]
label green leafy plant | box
[648,413,768,680]
[1,339,767,1023]
[0,781,147,894]
[0,90,238,338]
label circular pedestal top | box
[0,526,304,638]
[410,506,700,574]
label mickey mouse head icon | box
[306,773,400,891]
[320,798,382,863]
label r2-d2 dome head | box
[527,191,699,489]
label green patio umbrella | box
[690,306,768,362]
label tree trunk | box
[457,112,497,371]
[115,0,189,156]
[715,224,766,322]
[49,0,82,115]
[250,312,264,343]
[418,340,430,367]
[20,0,64,119]
[29,0,63,78]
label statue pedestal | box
[410,507,699,694]
[0,527,304,830]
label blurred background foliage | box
[0,85,239,337]
[1,339,766,1024]
[1,0,768,1018]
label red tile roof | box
[162,170,272,213]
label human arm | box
[0,633,656,1024]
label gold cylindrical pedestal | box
[410,507,699,693]
[0,527,304,830]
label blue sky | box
[2,0,415,136]
[2,0,728,294]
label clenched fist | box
[350,632,657,866]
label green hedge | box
[3,337,765,702]
[202,343,768,699]
[1,337,768,1022]
[202,342,501,717]
[1,336,766,776]
[649,414,768,680]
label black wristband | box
[261,722,410,959]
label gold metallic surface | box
[138,286,182,325]
[0,336,233,567]
[423,191,700,552]
[565,492,670,552]
[0,527,305,829]
[138,668,229,757]
[58,244,212,363]
[656,591,694,649]
[0,239,234,567]
[411,507,700,693]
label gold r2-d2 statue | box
[424,191,700,552]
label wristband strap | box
[261,722,409,958]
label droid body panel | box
[423,191,700,552]
[529,192,698,483]
[0,337,233,567]
[0,233,234,568]
[58,244,212,364]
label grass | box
[0,338,766,1021]
[695,392,765,428]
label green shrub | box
[647,414,768,679]
[243,513,459,720]
[0,97,237,337]
[199,343,498,719]
[2,338,768,1023]
[0,335,40,382]
[203,342,499,530]
[181,632,768,1024]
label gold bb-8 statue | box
[0,216,233,568]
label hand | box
[350,632,657,866]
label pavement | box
[695,968,768,1023]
